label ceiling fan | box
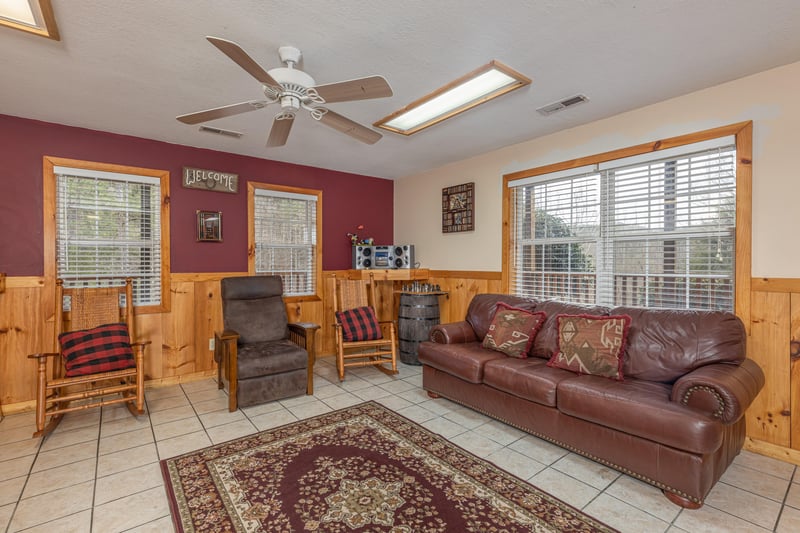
[177,37,393,146]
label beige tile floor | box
[1,357,799,532]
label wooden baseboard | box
[144,370,217,389]
[0,399,36,415]
[744,437,800,466]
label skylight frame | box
[374,60,531,136]
[0,0,59,40]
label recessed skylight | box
[374,60,531,135]
[0,0,59,40]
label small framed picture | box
[197,210,222,242]
[442,182,474,233]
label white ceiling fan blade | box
[267,114,295,147]
[313,75,393,103]
[206,36,281,87]
[319,110,382,144]
[176,101,267,124]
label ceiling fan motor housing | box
[264,66,316,103]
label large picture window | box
[248,183,322,299]
[504,123,752,314]
[44,157,170,312]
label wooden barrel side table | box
[398,292,446,365]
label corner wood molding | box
[752,278,800,294]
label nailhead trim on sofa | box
[429,389,703,505]
[681,385,725,419]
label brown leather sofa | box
[418,294,765,508]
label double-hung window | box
[45,158,170,311]
[507,133,742,312]
[249,183,322,298]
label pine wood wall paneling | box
[426,271,503,324]
[136,313,164,381]
[0,286,45,405]
[747,291,791,446]
[194,279,222,373]
[161,281,197,377]
[791,293,800,450]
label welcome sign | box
[182,167,238,193]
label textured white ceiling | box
[3,1,800,179]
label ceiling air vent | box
[536,94,589,116]
[199,125,243,138]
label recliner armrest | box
[288,322,321,396]
[670,358,765,423]
[429,321,479,344]
[288,322,320,351]
[214,329,239,364]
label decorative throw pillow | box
[482,302,547,358]
[547,314,631,380]
[59,323,136,378]
[336,306,383,342]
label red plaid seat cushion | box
[336,306,383,342]
[59,323,136,377]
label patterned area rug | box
[161,401,616,532]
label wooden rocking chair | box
[334,276,398,381]
[28,278,147,438]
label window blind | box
[55,168,162,306]
[253,188,317,296]
[509,142,736,311]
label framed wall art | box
[197,210,222,242]
[442,182,474,233]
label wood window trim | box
[501,121,752,330]
[43,156,172,316]
[247,182,323,303]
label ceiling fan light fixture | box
[374,60,530,136]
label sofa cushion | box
[557,376,723,454]
[613,306,746,383]
[483,357,575,407]
[466,294,536,340]
[417,341,506,383]
[237,339,307,379]
[482,303,546,358]
[530,301,611,359]
[547,314,631,380]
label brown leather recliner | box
[215,275,318,411]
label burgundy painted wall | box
[0,114,393,275]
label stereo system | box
[352,244,415,270]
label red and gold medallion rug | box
[161,401,617,532]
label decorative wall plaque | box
[197,211,222,242]
[442,182,474,233]
[183,167,238,193]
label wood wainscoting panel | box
[427,271,503,324]
[791,293,800,450]
[193,279,223,373]
[162,280,198,377]
[0,285,46,406]
[747,290,791,446]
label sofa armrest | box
[429,321,479,344]
[671,358,765,423]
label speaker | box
[392,244,415,269]
[352,245,373,269]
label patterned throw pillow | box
[482,302,547,358]
[547,314,631,380]
[336,306,383,342]
[59,323,136,378]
